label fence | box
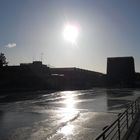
[95,97,140,140]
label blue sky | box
[0,0,140,73]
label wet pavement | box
[0,88,140,140]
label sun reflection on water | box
[58,91,79,136]
[58,123,74,136]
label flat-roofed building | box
[107,57,135,86]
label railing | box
[95,97,140,140]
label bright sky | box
[0,0,140,73]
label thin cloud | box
[5,43,16,48]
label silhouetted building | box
[107,57,135,87]
[0,61,51,90]
[135,72,140,87]
[50,67,104,89]
[3,56,139,90]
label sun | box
[63,24,79,44]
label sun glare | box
[63,24,79,44]
[59,124,74,135]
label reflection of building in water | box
[106,89,133,111]
[107,57,135,87]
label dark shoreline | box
[0,89,58,103]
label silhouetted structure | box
[135,72,140,87]
[50,67,104,89]
[1,56,140,91]
[0,61,51,90]
[0,62,105,91]
[107,57,135,87]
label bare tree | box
[0,53,8,67]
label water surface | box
[0,88,140,140]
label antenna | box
[32,56,35,62]
[40,53,43,62]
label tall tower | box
[107,56,135,86]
